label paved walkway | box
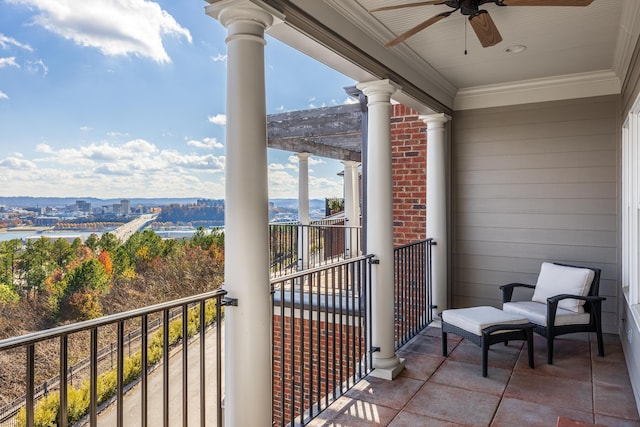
[97,326,223,427]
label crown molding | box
[454,70,621,111]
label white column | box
[420,113,451,321]
[297,152,310,269]
[357,79,405,380]
[206,2,280,425]
[342,160,360,257]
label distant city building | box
[121,199,130,214]
[75,200,91,213]
[34,216,59,226]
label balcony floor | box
[308,327,640,427]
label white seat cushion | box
[503,301,591,327]
[531,263,595,313]
[442,306,529,336]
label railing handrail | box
[0,289,227,351]
[269,254,374,285]
[394,237,434,251]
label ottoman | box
[441,306,536,377]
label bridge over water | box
[111,214,157,242]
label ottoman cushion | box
[442,306,529,336]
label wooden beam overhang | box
[267,103,362,161]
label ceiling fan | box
[370,0,594,48]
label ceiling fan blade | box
[498,0,593,6]
[469,10,503,48]
[370,1,445,13]
[385,12,450,47]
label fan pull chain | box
[464,18,468,55]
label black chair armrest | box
[500,283,535,303]
[547,294,606,304]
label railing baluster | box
[117,320,124,427]
[182,305,188,427]
[142,314,148,427]
[59,335,68,427]
[216,296,223,427]
[90,327,98,426]
[25,344,34,427]
[200,301,206,427]
[163,308,169,427]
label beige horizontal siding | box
[451,95,620,333]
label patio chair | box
[500,262,605,364]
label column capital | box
[296,152,311,160]
[205,0,283,31]
[342,160,359,168]
[419,112,451,129]
[356,79,401,101]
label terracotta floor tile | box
[429,359,511,396]
[491,397,594,427]
[401,333,457,357]
[504,370,593,411]
[595,414,640,427]
[312,329,638,427]
[446,339,522,371]
[594,382,640,420]
[389,410,463,426]
[592,358,634,389]
[306,396,399,427]
[404,382,501,426]
[396,351,444,381]
[514,336,592,381]
[345,375,423,410]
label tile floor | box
[308,327,640,427]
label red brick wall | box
[391,104,427,247]
[272,313,365,426]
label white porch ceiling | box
[260,0,640,111]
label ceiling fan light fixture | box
[506,44,527,53]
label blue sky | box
[0,0,356,200]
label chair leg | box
[442,331,448,357]
[547,334,554,365]
[526,329,534,369]
[482,340,489,377]
[596,328,605,357]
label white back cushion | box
[531,262,595,313]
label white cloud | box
[0,156,36,169]
[106,131,130,137]
[7,0,192,63]
[344,96,358,105]
[211,53,227,63]
[0,90,8,100]
[36,143,53,153]
[0,57,19,68]
[79,126,92,132]
[18,138,227,198]
[187,137,223,149]
[208,114,226,125]
[0,34,33,52]
[25,59,48,76]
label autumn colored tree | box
[97,250,113,277]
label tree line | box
[0,227,224,337]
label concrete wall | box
[451,95,619,334]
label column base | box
[430,318,442,328]
[369,356,406,380]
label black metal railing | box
[394,238,434,349]
[269,222,362,278]
[0,289,226,427]
[271,255,374,426]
